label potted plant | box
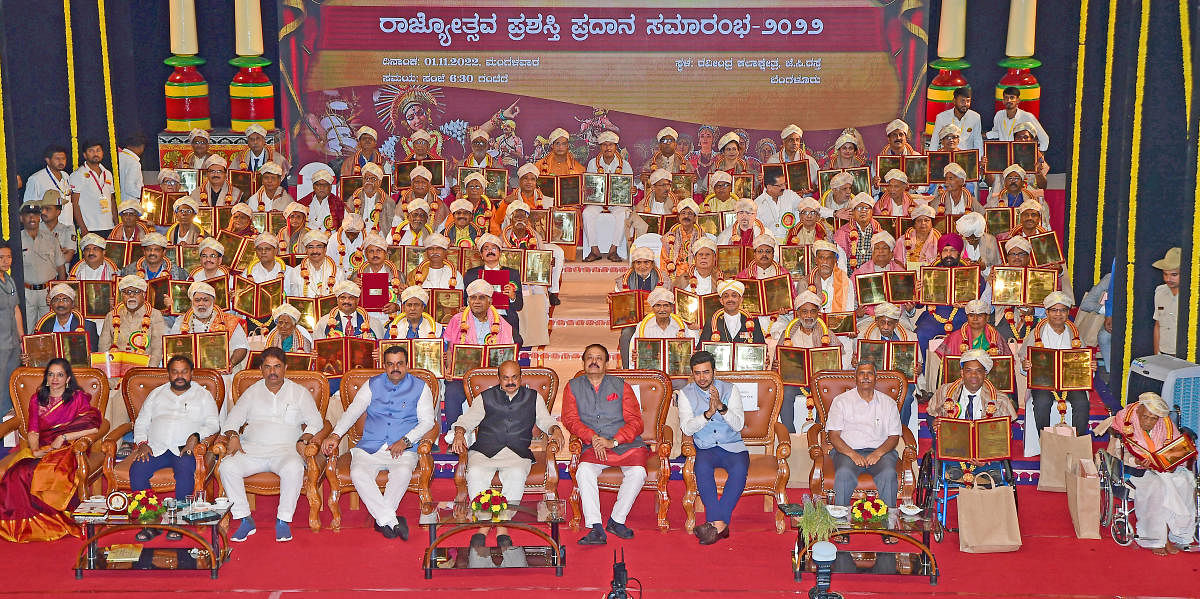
[797,495,838,545]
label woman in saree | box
[0,359,102,542]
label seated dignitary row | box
[68,342,763,547]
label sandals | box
[882,535,900,545]
[135,528,162,542]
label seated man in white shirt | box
[451,360,562,549]
[825,362,902,509]
[128,355,220,541]
[219,347,325,542]
[322,344,436,540]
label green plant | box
[796,496,838,544]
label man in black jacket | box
[29,283,100,352]
[463,233,524,346]
[699,280,766,344]
[451,360,561,548]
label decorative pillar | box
[164,0,209,131]
[229,0,275,132]
[995,0,1041,117]
[925,0,970,138]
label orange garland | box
[111,307,152,352]
[300,256,337,296]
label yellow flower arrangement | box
[128,489,165,523]
[850,497,888,524]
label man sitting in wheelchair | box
[926,349,1018,482]
[1108,392,1197,556]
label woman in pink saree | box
[0,359,101,542]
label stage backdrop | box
[277,0,929,177]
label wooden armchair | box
[100,368,225,497]
[806,370,917,505]
[681,371,791,533]
[565,370,672,531]
[454,367,562,502]
[213,371,332,532]
[325,368,441,531]
[2,367,110,501]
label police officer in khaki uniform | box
[1152,247,1180,356]
[39,190,77,265]
[19,200,66,333]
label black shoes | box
[394,516,409,541]
[549,293,561,306]
[374,522,397,539]
[577,524,607,545]
[605,518,634,539]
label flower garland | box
[300,256,337,296]
[701,191,741,213]
[930,307,960,333]
[70,258,118,279]
[634,312,688,338]
[398,189,441,219]
[135,256,176,278]
[619,268,665,291]
[409,260,459,288]
[781,316,830,346]
[350,188,385,229]
[663,225,698,275]
[689,268,724,292]
[387,311,437,339]
[389,220,434,246]
[177,309,236,334]
[326,307,374,338]
[860,320,909,341]
[956,323,1002,355]
[505,228,538,249]
[709,309,755,342]
[1004,307,1037,343]
[1031,318,1084,416]
[247,257,287,278]
[459,306,502,344]
[111,306,152,352]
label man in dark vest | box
[451,360,562,548]
[31,283,99,350]
[562,344,649,545]
[322,345,435,540]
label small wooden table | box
[73,505,233,579]
[418,499,566,579]
[780,504,940,585]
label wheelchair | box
[1093,447,1137,546]
[914,418,1018,543]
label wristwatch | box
[717,404,728,415]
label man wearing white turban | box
[98,275,168,430]
[1103,393,1197,555]
[926,348,1017,480]
[440,278,516,433]
[700,280,765,344]
[582,130,634,262]
[298,168,345,232]
[463,234,524,347]
[284,230,346,297]
[168,280,250,371]
[614,247,673,367]
[1017,291,1092,436]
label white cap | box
[794,290,822,307]
[400,285,429,304]
[964,299,990,315]
[332,280,361,297]
[188,280,216,300]
[1004,236,1033,255]
[630,246,655,262]
[505,201,531,219]
[202,155,228,170]
[301,229,328,247]
[717,280,745,296]
[189,128,211,141]
[649,169,672,185]
[597,131,619,144]
[311,169,335,184]
[830,171,854,189]
[49,283,76,301]
[406,198,430,215]
[361,162,384,180]
[709,170,733,186]
[885,119,910,136]
[1003,164,1027,179]
[797,196,821,212]
[1043,291,1073,310]
[943,162,967,180]
[158,168,180,183]
[910,203,935,219]
[656,127,678,140]
[718,132,741,150]
[231,203,253,217]
[834,133,858,150]
[199,237,225,255]
[676,198,700,215]
[691,238,717,255]
[1139,392,1170,417]
[1018,199,1043,214]
[956,212,985,237]
[477,233,503,250]
[875,302,902,320]
[80,233,106,249]
[450,198,474,213]
[939,123,962,139]
[356,126,377,140]
[517,163,540,179]
[959,348,993,372]
[273,303,301,323]
[244,124,267,138]
[1013,122,1039,138]
[141,232,169,248]
[646,287,674,306]
[871,231,896,249]
[462,172,488,189]
[423,233,450,249]
[254,232,279,247]
[118,199,142,215]
[284,201,308,217]
[258,162,284,177]
[547,128,570,143]
[812,240,839,255]
[883,169,908,184]
[409,165,433,183]
[781,124,803,140]
[753,233,776,249]
[849,192,874,209]
[362,232,388,250]
[119,274,148,292]
[466,279,493,298]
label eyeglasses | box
[659,137,675,143]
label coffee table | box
[73,503,233,579]
[780,504,940,585]
[418,499,566,579]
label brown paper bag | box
[1037,425,1093,492]
[786,432,814,488]
[1065,458,1101,539]
[958,472,1022,553]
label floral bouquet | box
[128,490,166,523]
[470,489,508,520]
[850,497,888,525]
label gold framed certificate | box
[808,346,843,377]
[582,173,607,206]
[779,245,809,278]
[951,265,980,303]
[550,209,578,245]
[1025,268,1058,306]
[888,341,919,383]
[776,346,810,386]
[671,173,697,197]
[1029,231,1064,266]
[522,249,553,286]
[732,174,755,200]
[196,331,231,372]
[608,174,634,207]
[486,344,518,367]
[983,141,1010,174]
[163,334,195,363]
[633,338,664,372]
[411,338,445,378]
[536,175,556,198]
[985,207,1013,237]
[450,344,485,380]
[716,245,743,276]
[936,418,973,461]
[665,338,695,377]
[1010,141,1037,171]
[762,274,794,315]
[608,290,645,330]
[1028,347,1058,390]
[58,331,91,368]
[822,312,857,336]
[953,150,980,181]
[556,175,582,207]
[927,151,951,184]
[674,289,701,327]
[855,272,888,306]
[21,334,58,368]
[695,213,721,237]
[167,280,192,316]
[903,155,929,186]
[991,266,1026,306]
[876,156,902,180]
[885,270,917,303]
[141,187,166,226]
[737,278,763,316]
[734,343,768,371]
[431,288,464,325]
[975,416,1014,461]
[228,169,255,198]
[499,248,524,272]
[857,339,888,372]
[920,266,951,305]
[785,161,811,194]
[81,280,115,319]
[700,342,734,371]
[1060,349,1094,391]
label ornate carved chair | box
[2,367,110,500]
[806,370,917,505]
[213,370,332,532]
[325,368,441,531]
[454,367,562,502]
[681,371,791,533]
[565,369,672,531]
[101,367,225,497]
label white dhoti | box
[574,462,646,526]
[348,446,419,527]
[546,243,565,294]
[582,206,631,256]
[1133,467,1197,548]
[219,451,306,521]
[465,448,533,503]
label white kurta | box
[928,108,984,151]
[990,108,1049,150]
[584,156,634,256]
[284,258,345,297]
[133,382,220,456]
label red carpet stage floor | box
[0,480,1195,598]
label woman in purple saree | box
[0,359,101,542]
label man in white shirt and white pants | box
[928,86,984,151]
[825,362,902,508]
[219,347,325,542]
[322,345,435,540]
[128,355,220,541]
